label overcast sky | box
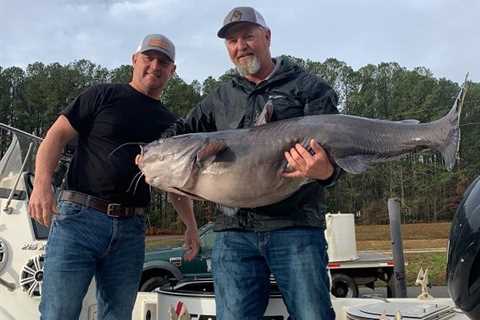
[1,0,478,85]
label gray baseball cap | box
[217,6,268,38]
[136,34,175,62]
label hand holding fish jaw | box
[282,139,334,180]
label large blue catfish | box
[137,83,466,208]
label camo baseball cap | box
[217,6,268,38]
[136,34,175,62]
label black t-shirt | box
[61,83,178,206]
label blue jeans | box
[212,227,335,320]
[40,201,146,320]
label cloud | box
[0,0,478,84]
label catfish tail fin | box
[437,73,468,170]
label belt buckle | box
[106,203,122,217]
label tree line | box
[1,57,479,230]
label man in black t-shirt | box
[28,34,200,320]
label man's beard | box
[235,55,261,77]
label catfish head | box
[137,133,226,196]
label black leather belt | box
[60,190,145,218]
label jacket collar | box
[231,56,301,91]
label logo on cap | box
[148,38,169,50]
[230,10,242,22]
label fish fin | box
[438,127,460,171]
[434,76,467,170]
[398,119,420,124]
[196,141,227,165]
[219,205,238,216]
[336,155,375,174]
[280,159,295,173]
[255,100,274,126]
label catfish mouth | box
[172,187,206,201]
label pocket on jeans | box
[133,215,146,233]
[55,201,84,220]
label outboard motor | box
[447,176,480,319]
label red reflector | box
[328,263,341,268]
[387,261,394,266]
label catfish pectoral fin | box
[280,159,294,175]
[196,141,227,167]
[336,155,375,174]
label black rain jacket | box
[166,57,341,231]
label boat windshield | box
[0,129,49,239]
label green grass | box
[405,252,447,286]
[146,223,450,287]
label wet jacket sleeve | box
[301,76,339,116]
[300,75,343,188]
